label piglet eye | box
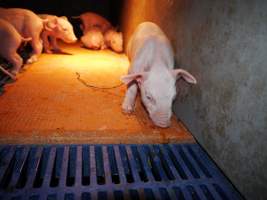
[146,95,152,100]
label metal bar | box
[25,146,44,188]
[6,146,29,189]
[59,146,69,187]
[113,145,127,184]
[0,146,16,186]
[137,145,155,182]
[125,145,141,183]
[201,184,222,200]
[89,145,97,186]
[107,145,120,184]
[160,145,183,180]
[102,145,112,185]
[0,144,242,200]
[169,144,194,179]
[81,145,90,186]
[181,145,207,179]
[42,146,56,187]
[75,145,82,187]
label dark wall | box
[0,0,110,18]
[0,0,123,37]
[121,0,267,199]
[172,1,267,199]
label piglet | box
[80,27,105,50]
[0,19,31,77]
[0,8,44,64]
[104,29,123,53]
[73,12,112,35]
[121,22,197,128]
[39,14,77,54]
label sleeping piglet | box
[39,14,77,53]
[72,12,112,35]
[104,29,123,53]
[80,27,105,50]
[121,22,197,128]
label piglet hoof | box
[9,71,18,81]
[122,102,134,114]
[52,48,62,54]
[44,49,53,54]
[26,56,38,64]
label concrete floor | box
[0,43,193,144]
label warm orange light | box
[27,42,129,88]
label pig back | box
[127,22,174,72]
[38,14,57,21]
[80,12,112,33]
[0,19,22,54]
[0,8,43,38]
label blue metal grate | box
[0,144,242,200]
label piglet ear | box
[60,16,68,20]
[44,21,55,31]
[173,69,197,84]
[120,73,147,85]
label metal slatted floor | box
[0,144,242,200]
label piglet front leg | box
[41,31,53,54]
[27,37,43,63]
[122,83,138,113]
[50,37,61,53]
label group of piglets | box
[0,8,122,79]
[0,7,196,128]
[75,12,123,53]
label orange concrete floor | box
[0,42,194,144]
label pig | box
[121,22,197,128]
[72,12,112,35]
[0,8,44,64]
[0,19,31,76]
[38,14,77,54]
[80,27,105,50]
[104,29,123,53]
[73,12,123,52]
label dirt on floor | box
[0,43,194,144]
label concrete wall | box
[120,1,267,199]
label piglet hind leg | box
[5,52,23,76]
[122,83,138,114]
[41,32,53,54]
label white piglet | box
[0,8,44,64]
[121,22,197,128]
[39,14,77,53]
[81,27,105,50]
[0,19,31,76]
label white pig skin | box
[0,19,31,75]
[121,22,197,128]
[104,29,123,53]
[0,8,44,63]
[80,27,105,50]
[73,12,112,35]
[39,14,77,53]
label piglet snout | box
[64,36,77,43]
[151,111,172,128]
